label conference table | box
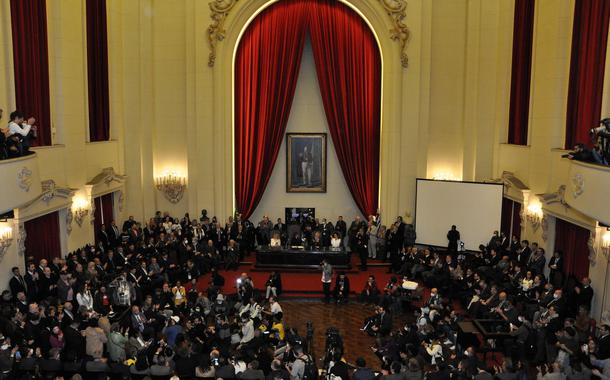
[255,247,351,270]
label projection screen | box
[415,179,504,251]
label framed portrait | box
[286,133,327,193]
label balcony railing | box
[565,159,610,225]
[0,153,42,214]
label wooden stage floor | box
[281,300,412,370]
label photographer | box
[591,118,610,164]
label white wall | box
[250,38,362,223]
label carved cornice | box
[207,0,239,67]
[378,0,410,68]
[87,167,127,187]
[537,185,569,208]
[489,171,530,193]
[20,180,76,209]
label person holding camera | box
[591,118,610,164]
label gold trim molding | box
[207,0,410,68]
[379,0,409,68]
[208,0,240,67]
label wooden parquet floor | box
[281,300,412,370]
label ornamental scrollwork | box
[379,0,410,68]
[207,0,239,67]
[17,167,33,192]
[571,174,584,198]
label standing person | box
[447,225,460,252]
[367,215,379,259]
[356,227,369,271]
[321,258,333,303]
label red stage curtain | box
[10,0,52,146]
[507,0,535,145]
[93,193,114,245]
[24,211,61,263]
[554,218,590,279]
[565,0,610,148]
[86,0,110,142]
[234,0,309,219]
[308,0,381,216]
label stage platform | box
[255,247,351,270]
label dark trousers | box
[359,249,368,270]
[323,282,331,302]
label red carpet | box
[195,254,397,298]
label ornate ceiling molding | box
[379,0,410,68]
[87,167,127,187]
[207,0,239,67]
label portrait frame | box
[286,133,327,193]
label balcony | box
[565,159,610,225]
[0,153,42,214]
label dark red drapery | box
[234,0,310,219]
[10,0,52,146]
[308,0,381,216]
[234,0,381,218]
[507,0,535,145]
[86,0,110,142]
[93,193,114,245]
[501,198,522,240]
[565,0,610,148]
[554,218,590,280]
[24,211,61,264]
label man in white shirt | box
[7,111,36,154]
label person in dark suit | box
[9,267,27,299]
[597,325,610,359]
[515,240,531,266]
[447,225,460,252]
[107,220,122,247]
[548,251,563,288]
[122,215,136,233]
[356,227,368,270]
[63,319,85,361]
[574,277,594,312]
[98,223,110,249]
[334,272,350,303]
[335,216,347,242]
[24,263,39,302]
[363,305,392,337]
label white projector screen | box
[415,179,503,251]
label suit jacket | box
[98,229,110,248]
[334,277,350,296]
[9,275,27,297]
[377,312,392,335]
[238,368,266,380]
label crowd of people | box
[0,109,38,159]
[353,226,606,380]
[0,209,608,380]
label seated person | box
[6,111,37,156]
[270,232,282,248]
[310,230,324,250]
[421,287,443,322]
[330,232,342,249]
[289,232,303,247]
[334,272,350,303]
[265,271,282,299]
[360,275,380,304]
[361,305,392,336]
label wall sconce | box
[432,171,461,181]
[526,201,544,231]
[71,197,90,227]
[0,225,13,258]
[155,171,187,204]
[602,230,610,256]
